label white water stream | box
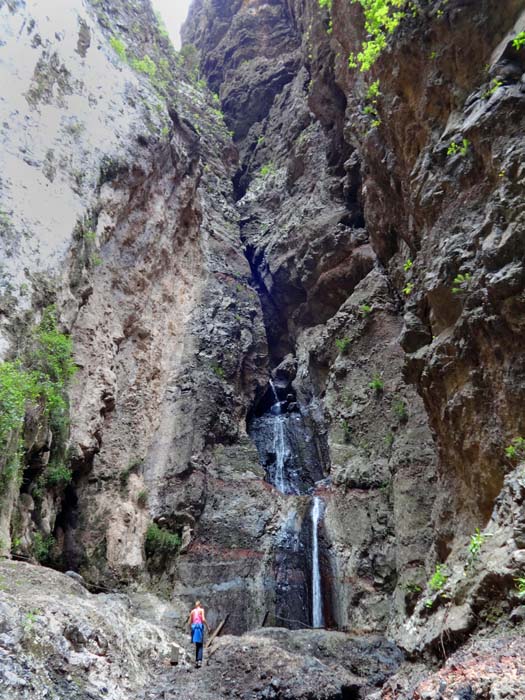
[270,380,288,493]
[311,495,324,628]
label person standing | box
[187,600,210,668]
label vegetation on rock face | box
[468,528,486,559]
[348,0,408,71]
[335,337,352,354]
[130,55,157,78]
[145,523,181,556]
[32,532,55,563]
[428,564,448,591]
[451,272,472,294]
[425,563,449,606]
[44,462,73,488]
[505,437,525,461]
[0,363,39,453]
[318,0,333,33]
[259,163,277,178]
[393,399,408,422]
[359,303,373,317]
[512,31,525,50]
[515,576,525,597]
[110,36,127,61]
[447,138,470,157]
[0,306,76,497]
[369,374,384,392]
[363,79,381,126]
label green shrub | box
[425,564,449,607]
[348,0,407,72]
[505,437,525,460]
[447,138,470,157]
[145,523,180,556]
[403,282,414,296]
[259,163,276,177]
[512,31,525,50]
[27,306,77,413]
[363,79,381,126]
[483,78,503,99]
[137,489,148,507]
[110,36,127,61]
[403,258,413,271]
[0,306,75,458]
[0,363,39,450]
[393,400,408,422]
[369,374,384,392]
[468,528,485,558]
[131,55,157,78]
[451,272,471,294]
[335,337,351,355]
[32,532,55,563]
[428,563,448,592]
[45,462,72,487]
[359,304,373,317]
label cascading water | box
[311,495,324,628]
[269,381,290,494]
[248,378,329,628]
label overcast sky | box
[150,0,192,50]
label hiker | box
[187,600,210,668]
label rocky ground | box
[0,561,405,700]
[379,635,525,700]
[3,559,519,700]
[0,561,185,700]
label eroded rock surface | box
[140,628,403,700]
[0,561,186,700]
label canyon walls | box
[1,0,525,696]
[183,0,525,652]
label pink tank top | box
[191,607,204,624]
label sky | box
[150,0,192,50]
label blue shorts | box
[191,622,204,644]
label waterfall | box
[268,379,291,494]
[311,495,324,628]
[269,379,279,405]
[273,413,287,493]
[248,378,330,629]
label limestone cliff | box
[1,0,525,698]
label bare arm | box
[202,609,210,632]
[187,612,193,627]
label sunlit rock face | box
[0,0,171,350]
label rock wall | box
[1,0,525,695]
[183,0,525,653]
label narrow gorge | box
[1,0,525,698]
